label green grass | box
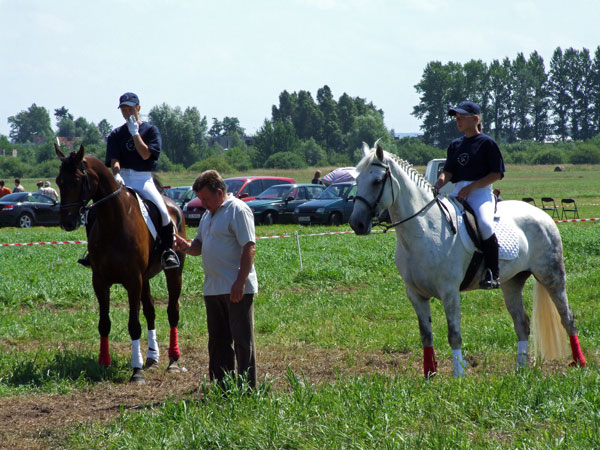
[2,166,600,448]
[66,370,600,449]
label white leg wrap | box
[131,339,144,369]
[452,349,465,377]
[147,329,160,361]
[516,340,529,369]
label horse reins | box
[354,160,456,234]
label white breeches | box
[120,169,170,226]
[452,181,496,240]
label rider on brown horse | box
[79,92,179,270]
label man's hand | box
[127,115,139,137]
[173,234,189,252]
[230,280,245,303]
[114,173,125,186]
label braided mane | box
[356,148,434,193]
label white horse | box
[349,142,586,377]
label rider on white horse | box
[433,101,505,289]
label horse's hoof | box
[167,358,181,373]
[144,358,159,370]
[130,368,146,384]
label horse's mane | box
[356,148,434,193]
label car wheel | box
[329,212,342,226]
[18,213,33,228]
[263,211,277,225]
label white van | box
[424,158,454,195]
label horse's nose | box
[350,216,370,235]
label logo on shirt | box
[126,137,136,152]
[457,153,470,166]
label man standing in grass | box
[174,170,258,388]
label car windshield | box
[166,188,189,200]
[318,184,350,200]
[0,193,28,202]
[256,185,292,200]
[225,179,244,195]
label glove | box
[114,173,125,186]
[127,115,139,137]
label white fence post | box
[295,231,303,270]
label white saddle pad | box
[133,191,158,240]
[444,197,519,260]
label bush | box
[531,148,564,165]
[188,155,233,173]
[0,157,31,178]
[569,143,600,164]
[225,146,253,171]
[264,152,307,169]
[30,159,61,178]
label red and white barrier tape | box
[554,217,600,223]
[0,219,597,248]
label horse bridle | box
[60,162,123,217]
[353,161,395,217]
[353,160,456,234]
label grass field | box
[1,164,600,449]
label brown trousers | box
[204,293,256,388]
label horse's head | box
[55,144,92,231]
[350,141,394,235]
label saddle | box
[452,196,500,291]
[453,199,483,290]
[126,187,181,250]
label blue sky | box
[1,0,598,138]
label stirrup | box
[77,252,91,268]
[161,249,180,270]
[479,268,500,289]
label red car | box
[183,176,295,226]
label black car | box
[0,192,61,228]
[293,182,357,225]
[246,184,325,225]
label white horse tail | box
[531,280,570,361]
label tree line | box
[413,46,600,147]
[2,45,600,179]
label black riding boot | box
[480,233,500,289]
[77,209,95,268]
[159,222,180,270]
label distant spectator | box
[42,180,59,201]
[312,170,323,185]
[493,188,503,202]
[36,180,44,193]
[13,178,24,193]
[0,180,11,198]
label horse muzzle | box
[349,210,372,235]
[60,212,81,231]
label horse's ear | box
[54,142,66,160]
[75,145,85,162]
[361,142,370,158]
[376,144,384,161]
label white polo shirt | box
[196,194,258,296]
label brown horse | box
[55,144,186,384]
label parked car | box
[424,158,453,194]
[183,176,295,226]
[165,186,194,208]
[247,184,325,225]
[0,192,60,228]
[293,182,357,226]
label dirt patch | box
[0,344,594,450]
